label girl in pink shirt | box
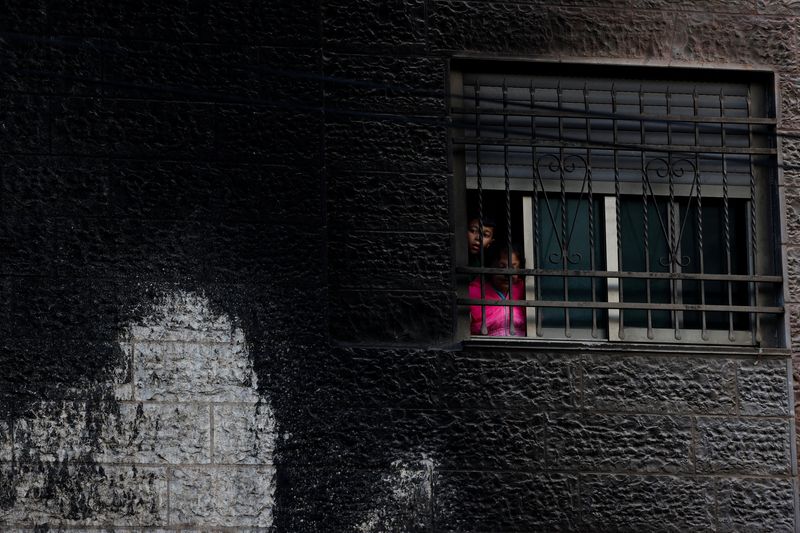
[469,246,527,337]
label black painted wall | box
[1,1,798,531]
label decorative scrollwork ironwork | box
[534,153,590,267]
[659,254,691,268]
[644,156,699,268]
[548,250,583,265]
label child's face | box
[467,219,494,256]
[491,250,521,293]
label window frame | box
[450,59,789,350]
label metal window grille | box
[453,67,784,346]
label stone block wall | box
[2,291,275,529]
[1,0,800,531]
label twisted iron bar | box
[535,153,588,266]
[643,157,698,268]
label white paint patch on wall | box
[1,290,276,530]
[356,455,437,532]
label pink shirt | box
[469,278,527,337]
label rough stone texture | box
[283,408,545,471]
[737,358,791,416]
[547,413,694,473]
[207,164,323,228]
[329,231,451,290]
[758,0,800,14]
[2,157,111,220]
[13,401,211,465]
[324,53,445,115]
[214,106,322,165]
[326,118,448,174]
[582,354,738,415]
[47,0,205,41]
[328,290,454,344]
[102,43,321,104]
[695,417,792,475]
[671,14,799,66]
[213,403,275,465]
[431,3,675,59]
[0,95,49,154]
[1,291,275,529]
[3,464,168,527]
[203,0,321,47]
[278,462,436,532]
[717,477,795,532]
[786,245,800,303]
[580,474,715,531]
[169,466,274,527]
[355,457,435,533]
[1,1,798,531]
[434,471,579,531]
[785,187,800,246]
[0,421,11,460]
[50,98,215,158]
[12,401,105,463]
[783,137,800,189]
[781,75,800,131]
[323,0,427,53]
[438,351,580,410]
[99,403,212,464]
[327,171,450,233]
[134,342,259,402]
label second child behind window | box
[467,215,496,267]
[469,245,526,337]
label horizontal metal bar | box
[450,107,777,126]
[458,298,783,314]
[453,136,777,155]
[465,336,791,355]
[457,266,783,283]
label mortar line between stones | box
[734,363,742,416]
[2,460,275,468]
[713,476,720,531]
[210,403,215,463]
[166,464,172,527]
[131,339,137,403]
[577,473,583,529]
[690,415,698,476]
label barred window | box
[452,63,785,347]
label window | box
[452,62,785,347]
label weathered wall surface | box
[3,291,275,529]
[0,0,799,531]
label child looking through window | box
[469,245,526,337]
[467,216,496,267]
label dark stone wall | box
[0,1,798,531]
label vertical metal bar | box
[503,79,515,335]
[666,87,680,340]
[523,196,536,337]
[746,86,761,344]
[475,82,488,335]
[558,82,570,337]
[695,87,707,340]
[529,81,540,336]
[640,85,654,339]
[719,90,734,340]
[585,82,598,338]
[612,83,624,339]
[605,196,621,340]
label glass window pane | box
[537,195,607,330]
[619,197,671,328]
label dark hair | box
[485,243,525,268]
[467,213,497,229]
